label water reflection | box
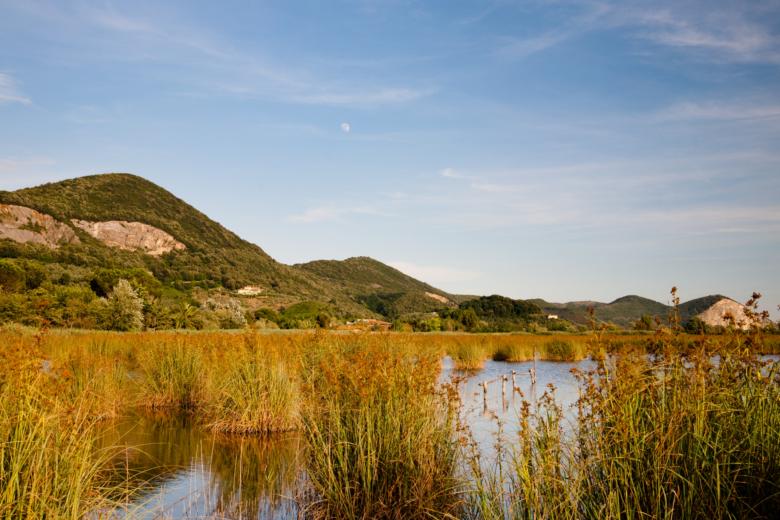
[442,357,595,460]
[99,355,773,518]
[97,413,302,519]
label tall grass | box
[491,342,534,362]
[138,342,204,409]
[541,338,586,361]
[0,334,127,518]
[302,337,462,519]
[466,342,780,519]
[0,326,778,517]
[206,348,301,433]
[448,340,488,370]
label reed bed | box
[448,339,489,370]
[0,333,128,518]
[206,349,300,433]
[301,336,462,519]
[138,342,204,410]
[465,341,780,519]
[0,326,778,518]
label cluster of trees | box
[253,301,334,330]
[387,296,580,333]
[0,257,257,331]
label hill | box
[0,173,755,331]
[678,295,729,320]
[0,173,462,324]
[532,295,674,329]
[295,256,456,318]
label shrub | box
[104,279,143,331]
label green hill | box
[597,295,670,327]
[532,295,670,328]
[1,174,278,286]
[0,173,747,331]
[295,256,455,318]
[0,173,461,325]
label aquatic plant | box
[206,349,300,433]
[138,341,204,409]
[302,338,462,519]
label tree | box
[0,260,25,292]
[106,279,144,331]
[316,312,332,328]
[684,316,709,335]
[633,314,655,331]
[460,308,479,330]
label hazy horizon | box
[1,1,778,313]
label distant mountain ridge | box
[0,173,751,328]
[531,294,736,328]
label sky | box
[0,0,779,313]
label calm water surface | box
[107,355,775,518]
[100,414,302,519]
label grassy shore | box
[0,326,778,518]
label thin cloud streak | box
[494,1,780,64]
[0,73,31,105]
[3,1,432,108]
[655,101,780,122]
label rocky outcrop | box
[0,204,79,248]
[237,285,264,296]
[425,291,450,304]
[697,298,751,329]
[71,219,186,256]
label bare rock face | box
[237,285,264,296]
[71,219,186,256]
[425,291,450,304]
[0,204,79,248]
[697,298,751,329]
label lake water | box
[100,414,302,519]
[103,355,778,518]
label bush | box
[104,279,144,331]
[0,259,26,292]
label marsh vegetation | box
[0,322,778,518]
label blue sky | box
[1,0,779,312]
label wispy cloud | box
[0,73,31,105]
[496,31,572,59]
[630,7,780,64]
[493,1,780,65]
[288,87,433,107]
[7,1,432,108]
[656,101,780,122]
[439,167,470,179]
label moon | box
[340,122,351,133]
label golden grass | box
[0,326,777,517]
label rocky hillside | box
[531,294,752,329]
[0,173,757,330]
[0,173,457,319]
